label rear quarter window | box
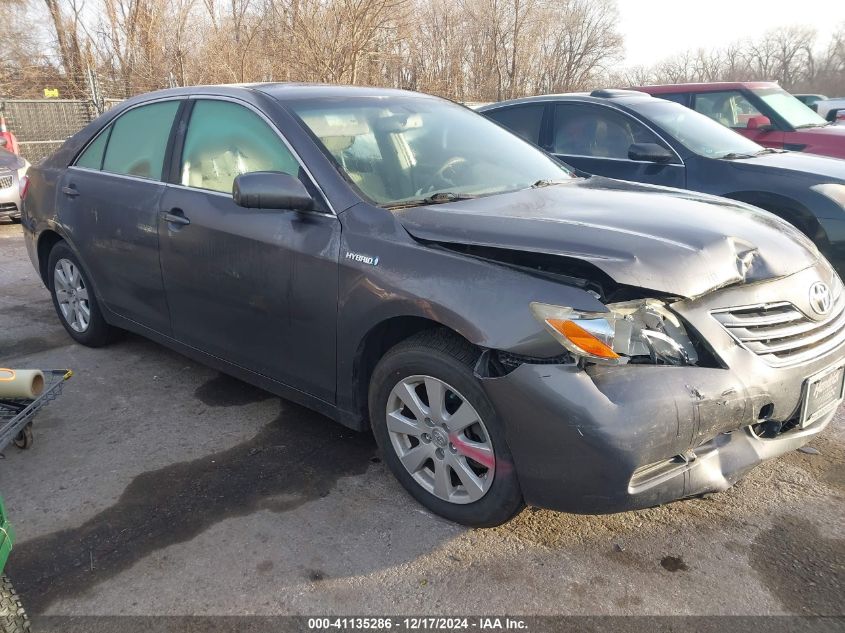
[484,104,545,145]
[75,129,109,170]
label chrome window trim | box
[552,152,685,166]
[184,95,336,215]
[71,95,185,180]
[67,164,163,186]
[551,101,685,166]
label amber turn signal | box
[546,319,620,360]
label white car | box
[815,98,845,123]
[0,141,29,223]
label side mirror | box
[628,143,674,163]
[746,115,772,130]
[232,171,313,211]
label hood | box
[789,125,845,159]
[0,149,25,172]
[394,177,821,298]
[735,151,845,182]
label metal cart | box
[0,370,72,452]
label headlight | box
[812,183,845,208]
[530,299,699,366]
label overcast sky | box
[617,0,845,67]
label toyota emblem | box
[809,281,833,316]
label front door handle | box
[61,186,79,197]
[161,209,190,226]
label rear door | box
[60,99,182,334]
[157,97,340,402]
[549,102,685,187]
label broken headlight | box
[530,299,699,366]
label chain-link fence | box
[1,99,99,164]
[1,65,128,164]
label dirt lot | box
[0,221,843,618]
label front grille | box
[0,174,13,190]
[712,285,845,366]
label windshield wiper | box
[532,178,571,188]
[795,122,831,129]
[720,152,756,160]
[386,192,477,209]
[755,147,786,155]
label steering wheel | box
[432,156,468,188]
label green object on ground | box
[0,497,13,573]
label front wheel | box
[0,575,31,633]
[369,330,523,527]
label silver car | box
[0,143,28,223]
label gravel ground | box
[0,221,843,617]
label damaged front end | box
[467,257,843,514]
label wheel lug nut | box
[435,448,445,460]
[449,443,457,453]
[424,417,433,427]
[422,433,431,443]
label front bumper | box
[481,362,835,513]
[0,174,22,220]
[480,261,844,514]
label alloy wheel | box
[54,258,91,333]
[386,375,495,504]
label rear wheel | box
[369,330,523,527]
[47,242,116,347]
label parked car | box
[634,82,845,159]
[0,142,28,223]
[22,84,845,526]
[815,98,845,123]
[794,94,828,110]
[480,90,845,275]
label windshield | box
[288,96,573,207]
[631,99,764,159]
[752,87,828,128]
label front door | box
[690,90,787,149]
[158,98,340,402]
[550,103,685,188]
[59,99,181,334]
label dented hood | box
[394,177,821,298]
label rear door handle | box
[161,209,190,226]
[61,186,79,197]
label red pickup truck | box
[635,82,845,159]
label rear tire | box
[0,575,31,633]
[369,329,524,527]
[47,241,116,347]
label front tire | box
[47,241,116,347]
[0,575,30,633]
[369,330,523,527]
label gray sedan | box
[21,84,845,526]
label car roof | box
[634,81,779,94]
[121,82,439,106]
[478,89,656,112]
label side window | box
[693,91,762,129]
[485,104,545,144]
[102,101,180,179]
[552,104,663,159]
[657,93,689,107]
[76,128,110,170]
[180,100,301,194]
